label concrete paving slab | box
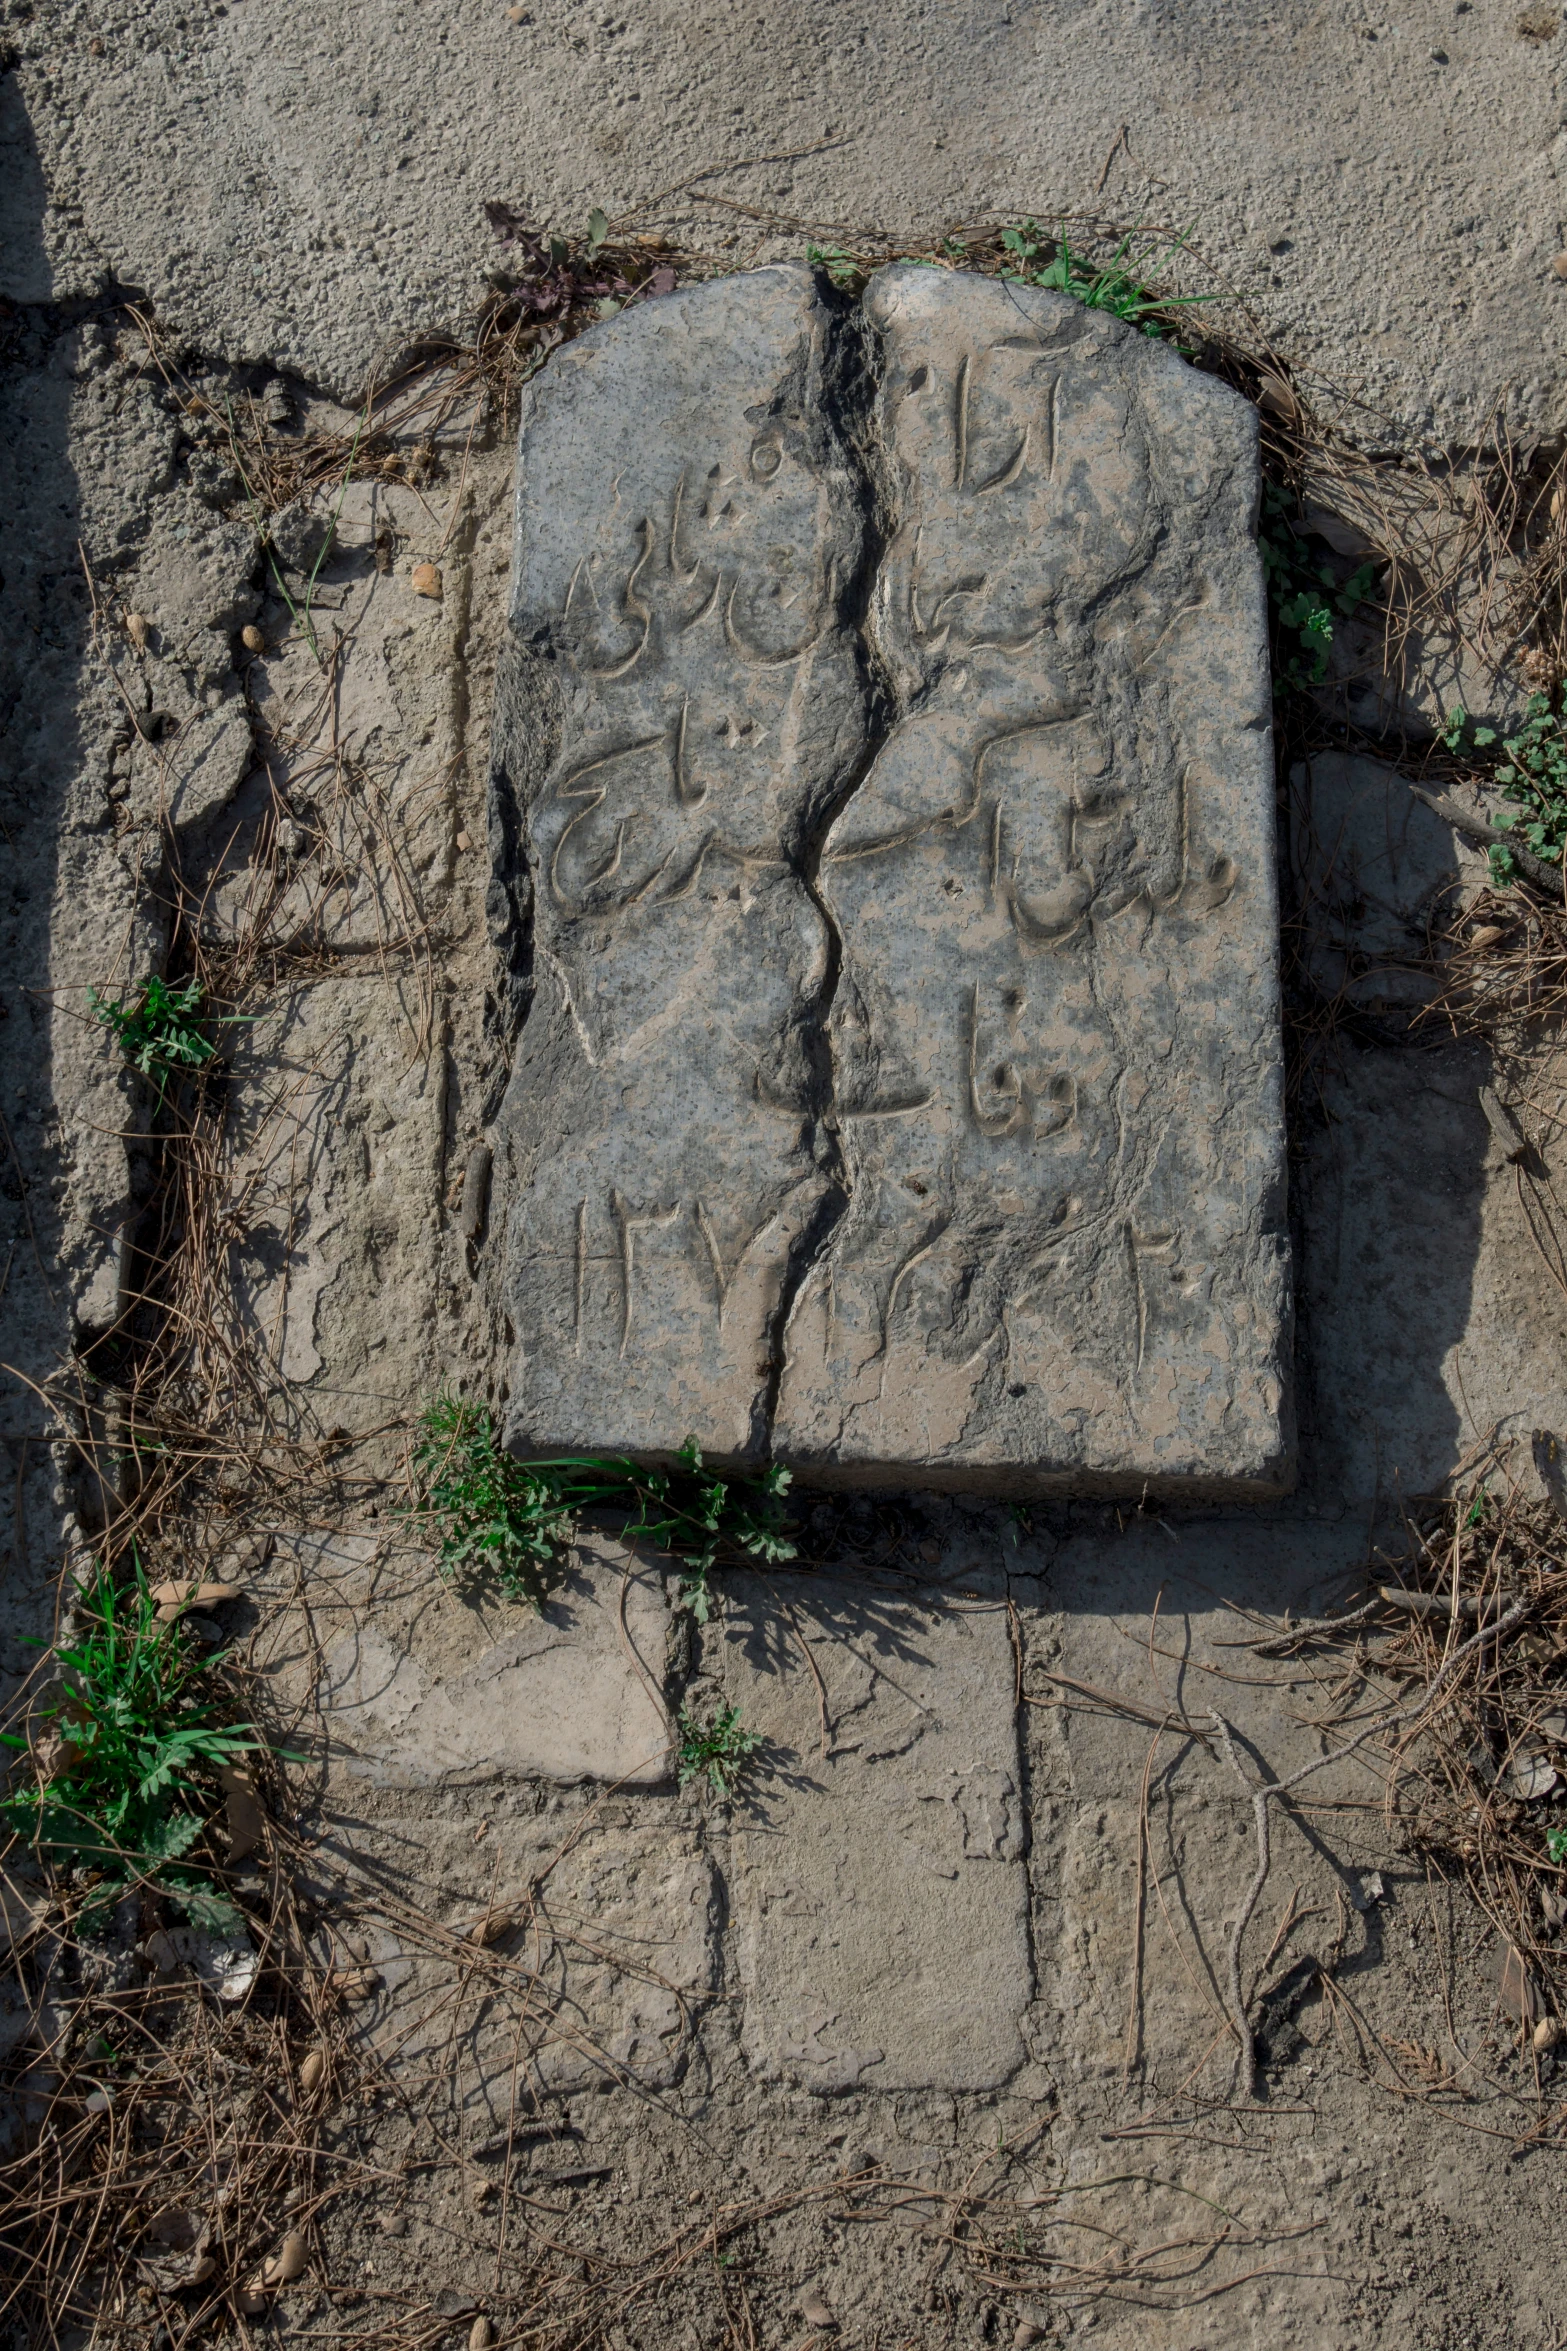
[315,1541,673,1788]
[331,1815,717,2107]
[719,1573,1032,2092]
[19,5,1567,446]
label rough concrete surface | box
[16,0,1567,447]
[7,5,1567,2348]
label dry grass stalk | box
[1248,1459,1567,2052]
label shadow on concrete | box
[0,65,82,1649]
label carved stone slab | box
[491,267,868,1463]
[492,265,1291,1496]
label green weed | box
[410,1397,796,1615]
[89,973,222,1098]
[999,222,1218,341]
[1258,485,1380,695]
[676,1702,763,1793]
[0,1563,266,1931]
[1445,694,1567,885]
[805,242,861,290]
[1549,1826,1567,1866]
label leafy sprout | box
[89,974,218,1097]
[676,1703,763,1793]
[805,242,861,290]
[1445,694,1567,886]
[1257,485,1380,695]
[0,1561,267,1931]
[409,1397,796,1616]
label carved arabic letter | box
[549,708,706,912]
[723,567,831,669]
[967,984,1026,1138]
[695,1198,783,1327]
[611,1188,681,1359]
[564,518,655,679]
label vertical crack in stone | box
[756,287,900,1452]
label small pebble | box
[297,2048,327,2095]
[379,2212,407,2237]
[409,562,443,600]
[1551,253,1567,281]
[263,2231,308,2286]
[125,612,151,650]
[1535,2014,1565,2050]
[798,2287,837,2331]
[469,2321,495,2351]
[455,829,473,852]
[88,35,105,53]
[506,3,530,19]
[241,623,265,653]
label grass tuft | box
[410,1396,796,1615]
[998,221,1219,341]
[676,1703,763,1793]
[1258,485,1380,695]
[1446,693,1567,886]
[89,972,218,1098]
[1,1560,264,1930]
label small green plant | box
[1445,693,1567,885]
[0,1562,266,1929]
[805,242,861,290]
[1548,1825,1567,1866]
[410,1397,796,1613]
[89,973,218,1096]
[676,1702,763,1793]
[999,222,1218,342]
[1258,485,1380,695]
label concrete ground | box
[7,5,1567,2346]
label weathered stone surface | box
[773,270,1289,1494]
[721,1575,1031,2092]
[492,266,869,1465]
[493,265,1290,1495]
[339,1821,717,2107]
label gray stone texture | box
[775,267,1289,1494]
[492,266,868,1463]
[312,1540,673,1789]
[494,265,1291,1496]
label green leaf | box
[586,207,609,248]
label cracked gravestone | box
[491,264,1291,1496]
